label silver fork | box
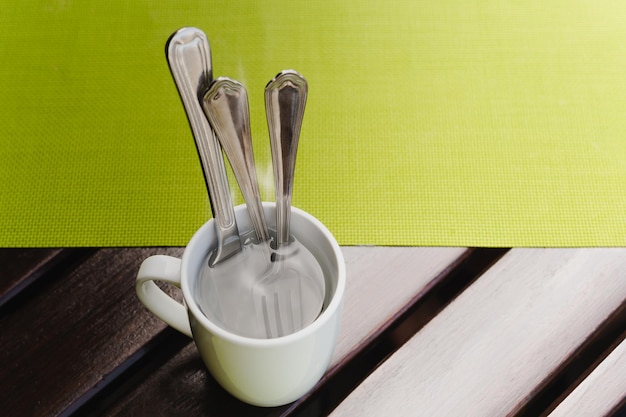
[265,70,307,248]
[202,74,323,338]
[262,70,325,338]
[201,77,269,243]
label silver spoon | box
[201,77,270,242]
[166,28,241,266]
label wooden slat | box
[0,248,63,302]
[101,247,467,416]
[331,249,626,417]
[1,249,60,289]
[0,247,184,417]
[548,338,626,417]
[327,246,468,365]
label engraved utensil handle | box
[202,77,270,242]
[166,28,241,265]
[265,70,308,246]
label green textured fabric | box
[2,0,626,247]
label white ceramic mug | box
[136,203,345,407]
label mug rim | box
[180,203,345,347]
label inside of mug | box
[183,204,341,339]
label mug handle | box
[136,255,193,337]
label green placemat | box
[2,0,626,247]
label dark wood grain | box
[103,344,265,417]
[0,248,68,307]
[0,247,186,417]
[1,248,61,293]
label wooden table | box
[1,247,625,416]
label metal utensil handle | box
[166,28,241,263]
[202,77,270,242]
[265,70,308,246]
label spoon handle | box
[202,77,270,242]
[166,28,241,265]
[265,70,308,246]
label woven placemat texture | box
[2,1,626,247]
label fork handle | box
[265,70,308,246]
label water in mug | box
[195,229,325,339]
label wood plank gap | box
[606,396,626,417]
[283,247,510,417]
[329,249,626,417]
[0,248,98,313]
[60,327,190,417]
[516,299,626,417]
[548,336,626,417]
[93,247,468,417]
[1,249,61,297]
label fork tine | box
[286,289,295,333]
[261,295,272,338]
[274,292,284,337]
